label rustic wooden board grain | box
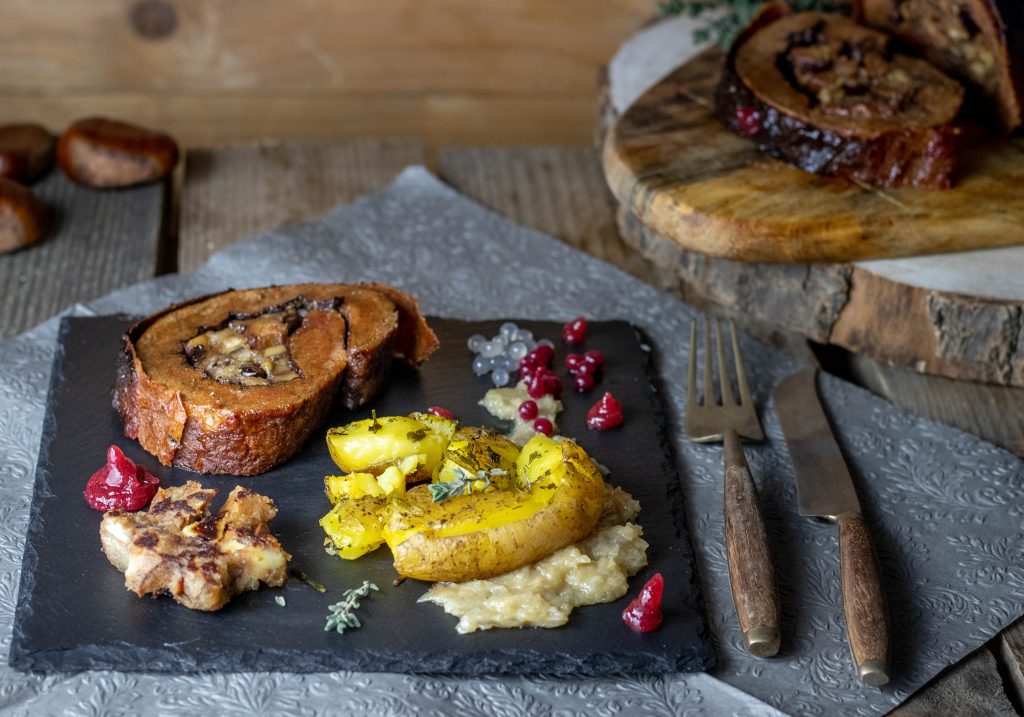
[0,0,650,150]
[615,201,1024,388]
[0,171,166,339]
[178,138,424,272]
[603,48,1024,263]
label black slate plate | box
[10,315,713,675]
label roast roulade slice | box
[114,283,438,476]
[855,0,1024,132]
[715,5,966,188]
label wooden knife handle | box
[723,429,780,657]
[838,512,890,686]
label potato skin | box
[385,438,605,582]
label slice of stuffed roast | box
[716,4,966,188]
[855,0,1024,132]
[114,283,438,476]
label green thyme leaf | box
[324,580,379,635]
[275,596,286,607]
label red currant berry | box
[586,391,624,430]
[583,350,604,369]
[518,400,538,421]
[565,353,584,373]
[527,377,547,399]
[574,373,595,392]
[542,373,563,398]
[531,344,555,367]
[622,573,664,633]
[426,406,455,420]
[574,361,595,378]
[562,316,587,345]
[533,417,553,436]
[736,106,761,136]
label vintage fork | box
[686,316,780,658]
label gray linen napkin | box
[1,167,1021,716]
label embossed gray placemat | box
[1,167,1023,716]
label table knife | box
[773,368,890,687]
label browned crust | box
[364,282,440,365]
[114,283,438,476]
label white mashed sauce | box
[480,381,561,446]
[420,484,648,633]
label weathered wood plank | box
[999,619,1024,709]
[0,0,649,94]
[891,646,1017,716]
[0,93,607,152]
[0,0,651,150]
[0,171,166,339]
[178,138,425,272]
[839,354,1024,457]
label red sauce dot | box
[622,573,664,633]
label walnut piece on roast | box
[715,4,965,189]
[100,481,290,611]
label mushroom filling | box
[183,298,327,387]
[780,20,927,117]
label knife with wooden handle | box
[773,368,890,686]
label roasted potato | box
[326,413,456,483]
[436,426,520,488]
[320,494,389,560]
[383,434,605,582]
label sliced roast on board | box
[715,4,965,188]
[855,0,1024,132]
[115,283,439,476]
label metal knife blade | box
[772,368,860,520]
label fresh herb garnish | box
[367,410,383,433]
[657,0,850,48]
[324,580,379,634]
[428,467,508,503]
[275,595,287,607]
[292,567,328,593]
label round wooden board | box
[603,48,1024,264]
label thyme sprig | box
[324,580,379,634]
[657,0,850,48]
[428,466,508,503]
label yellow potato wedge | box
[436,426,520,488]
[383,435,605,582]
[320,495,389,560]
[326,414,455,482]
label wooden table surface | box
[1,140,1021,715]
